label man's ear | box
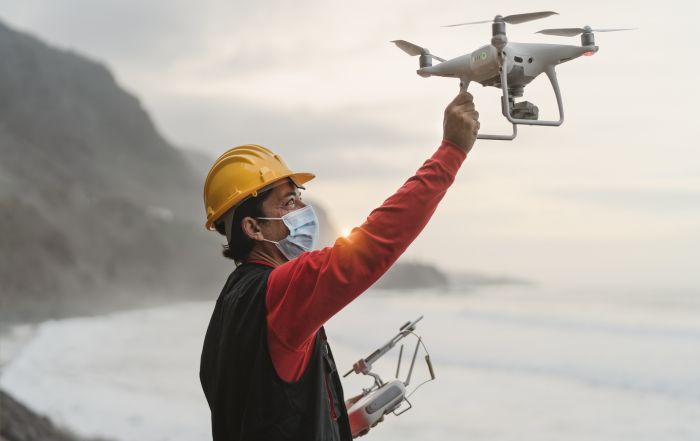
[241,216,263,241]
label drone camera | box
[510,101,539,120]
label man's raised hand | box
[443,92,480,154]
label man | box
[199,92,479,440]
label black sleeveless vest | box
[200,263,352,441]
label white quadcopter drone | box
[393,11,633,140]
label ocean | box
[1,285,699,440]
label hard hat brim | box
[287,172,315,189]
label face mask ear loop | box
[226,209,278,245]
[257,216,292,239]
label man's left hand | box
[345,394,385,438]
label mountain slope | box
[0,20,226,322]
[0,20,200,217]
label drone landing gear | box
[471,63,565,141]
[459,78,516,141]
[479,120,519,141]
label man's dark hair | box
[215,189,273,264]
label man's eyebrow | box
[281,191,298,199]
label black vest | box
[200,263,352,441]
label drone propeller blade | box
[391,40,445,62]
[441,19,491,27]
[503,11,558,24]
[442,11,557,28]
[537,27,635,36]
[593,28,636,32]
[391,40,425,56]
[537,28,586,37]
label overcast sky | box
[2,1,698,293]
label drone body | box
[393,12,630,140]
[417,42,595,88]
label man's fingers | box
[458,110,479,125]
[450,91,473,104]
[448,92,475,110]
[445,103,475,121]
[470,111,480,135]
[447,100,475,116]
[458,101,475,112]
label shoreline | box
[0,300,216,441]
[0,323,38,370]
[0,387,112,441]
[3,289,700,441]
[0,297,207,441]
[0,321,104,441]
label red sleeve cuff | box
[440,139,468,160]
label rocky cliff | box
[0,20,229,323]
[0,389,108,441]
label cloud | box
[153,92,430,178]
[550,187,700,215]
[0,0,286,70]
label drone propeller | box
[391,40,446,62]
[443,11,558,27]
[536,26,635,37]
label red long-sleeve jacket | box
[259,140,467,382]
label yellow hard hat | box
[203,144,314,230]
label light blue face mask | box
[257,205,319,260]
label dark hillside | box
[0,20,228,323]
